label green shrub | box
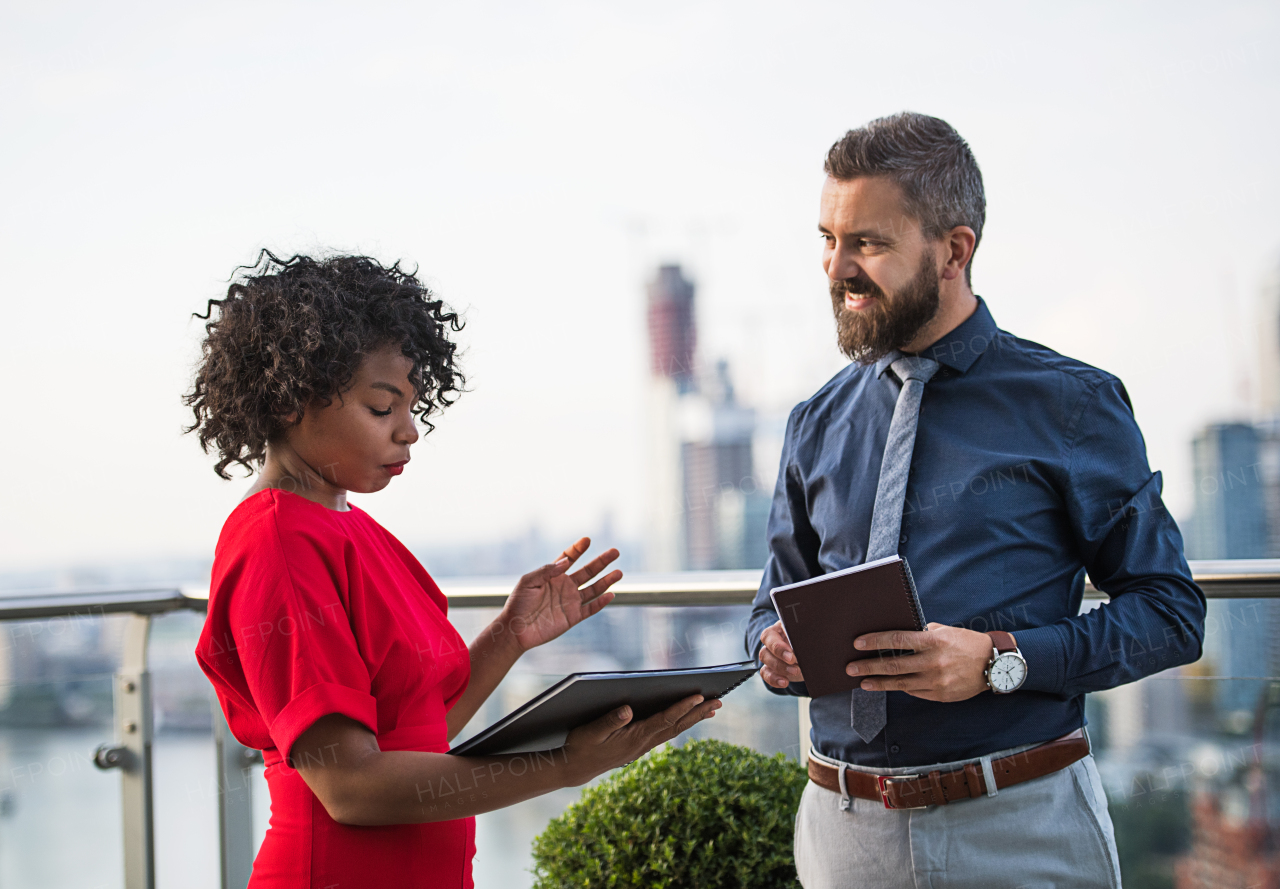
[531,739,807,889]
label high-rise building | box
[679,360,769,570]
[1188,423,1268,561]
[642,264,770,572]
[1187,422,1278,718]
[644,266,696,573]
[646,265,697,394]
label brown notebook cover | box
[769,555,927,699]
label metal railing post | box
[112,613,155,889]
[214,702,259,889]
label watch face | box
[990,654,1027,693]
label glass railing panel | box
[0,610,230,889]
[0,703,124,888]
[1089,598,1280,888]
[0,610,126,888]
[150,609,223,889]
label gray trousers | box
[794,750,1122,889]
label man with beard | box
[745,112,1205,887]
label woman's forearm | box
[331,747,579,825]
[295,698,720,827]
[445,616,525,740]
[294,713,579,824]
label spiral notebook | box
[448,661,760,757]
[769,555,927,699]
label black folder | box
[448,661,760,756]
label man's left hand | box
[845,623,1000,702]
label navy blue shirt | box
[745,298,1206,768]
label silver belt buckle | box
[876,773,925,810]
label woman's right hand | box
[562,694,721,784]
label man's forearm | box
[1016,583,1205,698]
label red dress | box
[196,490,475,888]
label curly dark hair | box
[185,250,464,478]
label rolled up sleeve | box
[217,526,379,762]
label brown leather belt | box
[807,730,1088,810]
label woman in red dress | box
[187,253,720,888]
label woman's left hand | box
[499,537,622,653]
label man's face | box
[819,175,942,363]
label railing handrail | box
[1,558,1278,620]
[0,586,206,620]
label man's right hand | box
[759,620,805,689]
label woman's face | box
[282,344,420,496]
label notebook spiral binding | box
[898,559,928,631]
[712,670,758,700]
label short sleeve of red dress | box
[196,490,475,889]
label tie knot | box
[891,355,940,384]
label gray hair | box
[825,112,985,286]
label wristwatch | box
[984,631,1027,694]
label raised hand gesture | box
[499,537,622,653]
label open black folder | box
[448,661,759,757]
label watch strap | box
[987,630,1017,654]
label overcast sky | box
[2,1,1278,573]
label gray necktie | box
[850,354,940,743]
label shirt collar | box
[874,296,998,378]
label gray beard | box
[830,253,941,363]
